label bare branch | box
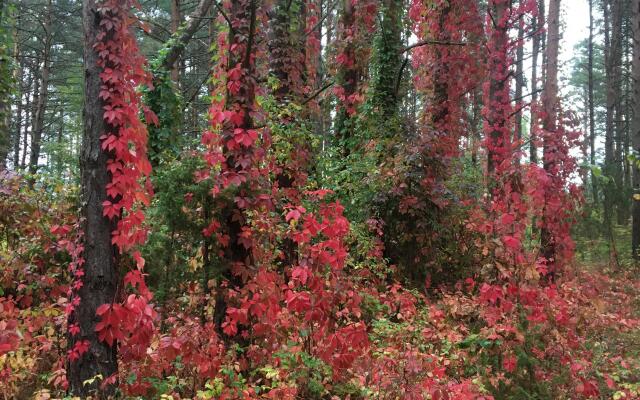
[302,80,335,105]
[401,40,466,53]
[161,0,215,70]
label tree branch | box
[243,0,257,70]
[512,89,542,103]
[161,0,215,70]
[304,0,337,38]
[401,39,466,53]
[394,56,409,97]
[302,80,334,105]
[214,1,234,34]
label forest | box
[0,0,640,398]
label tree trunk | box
[539,0,547,85]
[24,62,40,169]
[334,0,357,155]
[170,0,181,83]
[67,0,119,396]
[624,33,633,224]
[371,0,401,117]
[320,1,334,151]
[515,20,524,153]
[213,0,260,335]
[11,39,23,170]
[485,0,509,178]
[0,0,10,169]
[613,0,625,225]
[268,0,306,102]
[604,0,622,238]
[267,0,308,267]
[28,0,52,176]
[55,108,64,177]
[631,0,640,259]
[540,0,560,274]
[19,69,32,169]
[618,15,633,226]
[588,0,597,203]
[530,0,542,164]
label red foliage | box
[2,2,639,400]
[68,0,157,364]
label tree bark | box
[268,0,306,102]
[161,0,214,71]
[67,0,119,396]
[588,0,597,203]
[624,30,633,224]
[604,0,622,236]
[539,0,547,85]
[28,0,52,176]
[0,0,10,169]
[170,0,181,83]
[267,0,309,267]
[613,0,626,224]
[631,0,640,258]
[530,0,543,164]
[515,19,524,152]
[334,0,358,155]
[213,0,259,335]
[540,0,560,274]
[486,0,508,178]
[371,0,402,117]
[24,61,40,169]
[11,38,23,170]
[19,69,32,169]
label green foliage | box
[369,0,403,117]
[143,64,183,165]
[0,1,15,161]
[273,349,333,399]
[142,153,211,302]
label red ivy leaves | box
[69,0,156,361]
[95,295,156,352]
[67,340,90,362]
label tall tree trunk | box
[12,91,22,169]
[631,0,640,259]
[170,0,181,83]
[588,0,597,203]
[268,0,306,102]
[618,14,633,226]
[55,108,64,177]
[613,0,626,224]
[515,20,524,154]
[334,0,357,156]
[540,0,561,273]
[539,0,547,85]
[603,0,622,266]
[11,41,23,169]
[371,0,401,117]
[320,1,335,151]
[28,0,52,176]
[0,0,10,169]
[19,70,32,169]
[471,85,482,165]
[530,0,542,164]
[213,0,260,334]
[267,0,308,267]
[485,0,509,178]
[604,0,621,240]
[67,0,119,395]
[624,30,633,224]
[24,62,40,169]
